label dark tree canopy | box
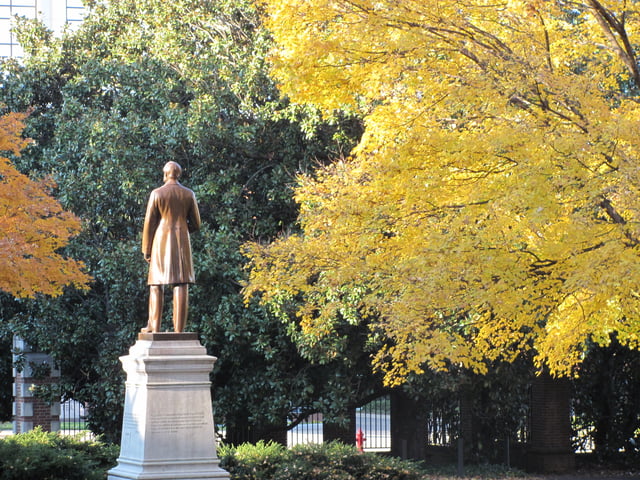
[0,0,367,442]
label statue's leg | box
[173,284,189,333]
[142,285,164,333]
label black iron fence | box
[356,396,390,450]
[288,412,324,447]
[52,395,592,458]
[425,409,456,446]
[60,400,92,440]
[288,396,391,451]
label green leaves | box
[0,428,118,480]
[219,441,426,480]
[0,0,363,439]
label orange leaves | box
[0,111,30,156]
[0,111,91,298]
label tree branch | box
[587,0,640,88]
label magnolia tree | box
[0,0,367,440]
[244,0,640,385]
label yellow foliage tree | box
[244,0,640,384]
[0,111,90,298]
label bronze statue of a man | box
[141,161,201,333]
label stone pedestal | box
[108,333,229,480]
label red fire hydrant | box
[356,428,366,453]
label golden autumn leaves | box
[244,0,640,384]
[3,0,640,385]
[0,111,90,298]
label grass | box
[60,421,88,430]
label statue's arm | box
[188,193,202,233]
[142,192,160,261]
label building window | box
[0,0,38,58]
[0,0,86,58]
[65,0,84,25]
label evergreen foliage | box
[219,441,425,480]
[0,336,11,421]
[0,0,365,442]
[572,335,640,461]
[0,428,118,480]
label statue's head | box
[163,161,182,180]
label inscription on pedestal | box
[150,412,206,433]
[123,411,207,433]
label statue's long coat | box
[142,181,201,285]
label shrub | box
[0,427,118,480]
[219,441,425,480]
[219,440,288,480]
